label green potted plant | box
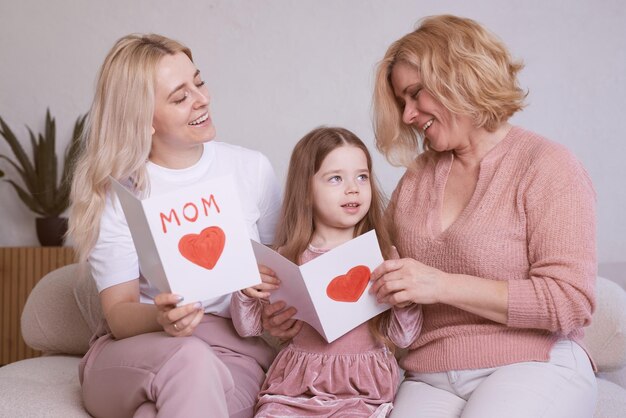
[0,109,86,246]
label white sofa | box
[0,264,625,417]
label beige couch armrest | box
[21,264,96,355]
[583,276,626,372]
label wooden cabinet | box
[0,247,75,365]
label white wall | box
[1,0,624,266]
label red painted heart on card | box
[178,226,226,270]
[326,265,371,302]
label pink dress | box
[230,245,422,417]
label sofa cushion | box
[584,277,626,372]
[598,368,626,390]
[72,263,105,336]
[595,378,626,418]
[21,264,95,355]
[0,356,88,417]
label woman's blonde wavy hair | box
[373,14,527,166]
[274,126,395,349]
[68,34,192,263]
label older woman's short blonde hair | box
[373,14,526,166]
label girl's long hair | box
[68,34,192,263]
[274,126,394,348]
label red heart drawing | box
[178,226,226,270]
[326,265,371,303]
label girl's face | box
[151,52,216,154]
[311,145,372,236]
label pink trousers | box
[79,314,275,418]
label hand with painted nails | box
[154,293,205,337]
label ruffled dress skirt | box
[255,322,399,417]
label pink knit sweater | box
[389,126,597,373]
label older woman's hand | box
[154,293,205,337]
[261,300,303,341]
[370,258,445,306]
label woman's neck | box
[149,143,204,169]
[452,123,511,169]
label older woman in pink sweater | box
[367,14,597,418]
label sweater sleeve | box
[229,290,265,337]
[507,146,596,335]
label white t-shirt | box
[88,141,281,316]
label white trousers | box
[390,340,597,418]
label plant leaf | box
[33,131,52,210]
[1,111,86,217]
[39,109,58,210]
[0,116,37,190]
[3,179,46,215]
[0,155,31,189]
[28,126,37,162]
[26,126,43,198]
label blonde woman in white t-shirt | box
[68,33,281,418]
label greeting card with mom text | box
[110,175,260,306]
[251,230,391,343]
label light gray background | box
[1,1,624,271]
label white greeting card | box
[110,175,260,306]
[250,230,390,342]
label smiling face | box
[151,52,215,158]
[390,61,473,152]
[311,145,372,237]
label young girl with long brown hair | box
[230,126,421,417]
